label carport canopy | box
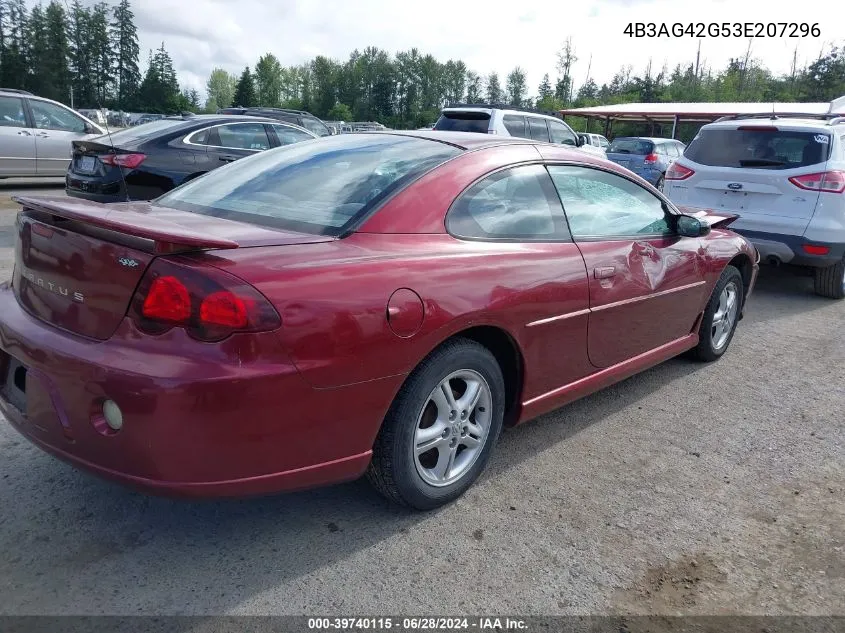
[560,97,845,139]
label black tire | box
[690,265,744,362]
[813,258,845,299]
[656,175,665,192]
[367,337,505,510]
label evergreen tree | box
[89,3,112,105]
[538,73,553,100]
[465,71,482,103]
[485,72,502,103]
[110,0,140,109]
[506,67,527,106]
[232,66,257,107]
[42,1,71,104]
[25,4,49,95]
[138,44,180,112]
[0,0,28,90]
[254,53,282,107]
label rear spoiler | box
[13,196,239,254]
[678,207,740,230]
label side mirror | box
[676,214,711,238]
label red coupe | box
[0,132,758,509]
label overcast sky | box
[77,0,845,99]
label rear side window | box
[503,114,527,138]
[685,128,832,169]
[434,111,491,133]
[213,123,271,150]
[156,135,461,236]
[271,124,314,145]
[527,117,550,142]
[447,164,569,240]
[0,96,27,127]
[300,116,330,137]
[607,138,654,155]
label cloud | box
[31,0,845,101]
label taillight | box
[129,257,281,342]
[666,163,695,180]
[100,153,146,169]
[142,276,191,323]
[737,125,779,132]
[644,153,658,164]
[788,171,845,193]
[802,244,831,255]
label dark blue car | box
[605,137,686,192]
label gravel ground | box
[0,193,843,616]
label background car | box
[434,103,585,149]
[577,133,609,158]
[2,132,756,511]
[65,113,317,202]
[605,136,686,191]
[218,106,332,137]
[0,88,105,179]
[664,114,845,299]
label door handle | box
[36,132,50,138]
[594,266,616,279]
[219,154,238,162]
[17,130,32,136]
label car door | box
[28,99,99,176]
[0,95,37,176]
[268,123,316,147]
[445,163,592,398]
[547,164,707,368]
[205,122,272,165]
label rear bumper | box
[65,170,171,203]
[733,229,845,268]
[0,283,398,497]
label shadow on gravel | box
[743,265,835,323]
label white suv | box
[434,104,585,149]
[664,111,845,299]
[0,89,106,179]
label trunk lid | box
[11,196,333,340]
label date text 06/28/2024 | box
[624,22,820,38]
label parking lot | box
[0,183,843,616]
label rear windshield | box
[99,118,188,144]
[156,134,461,236]
[434,111,491,133]
[684,128,832,169]
[607,138,654,155]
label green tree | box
[327,102,352,121]
[555,37,577,105]
[465,71,482,102]
[68,0,93,107]
[232,66,257,107]
[89,3,112,105]
[506,66,527,106]
[205,67,236,110]
[137,44,180,112]
[485,72,502,103]
[538,73,553,101]
[25,4,49,95]
[254,53,282,107]
[311,55,338,117]
[110,0,140,109]
[42,1,71,104]
[798,47,845,101]
[0,0,29,91]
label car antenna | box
[97,100,131,203]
